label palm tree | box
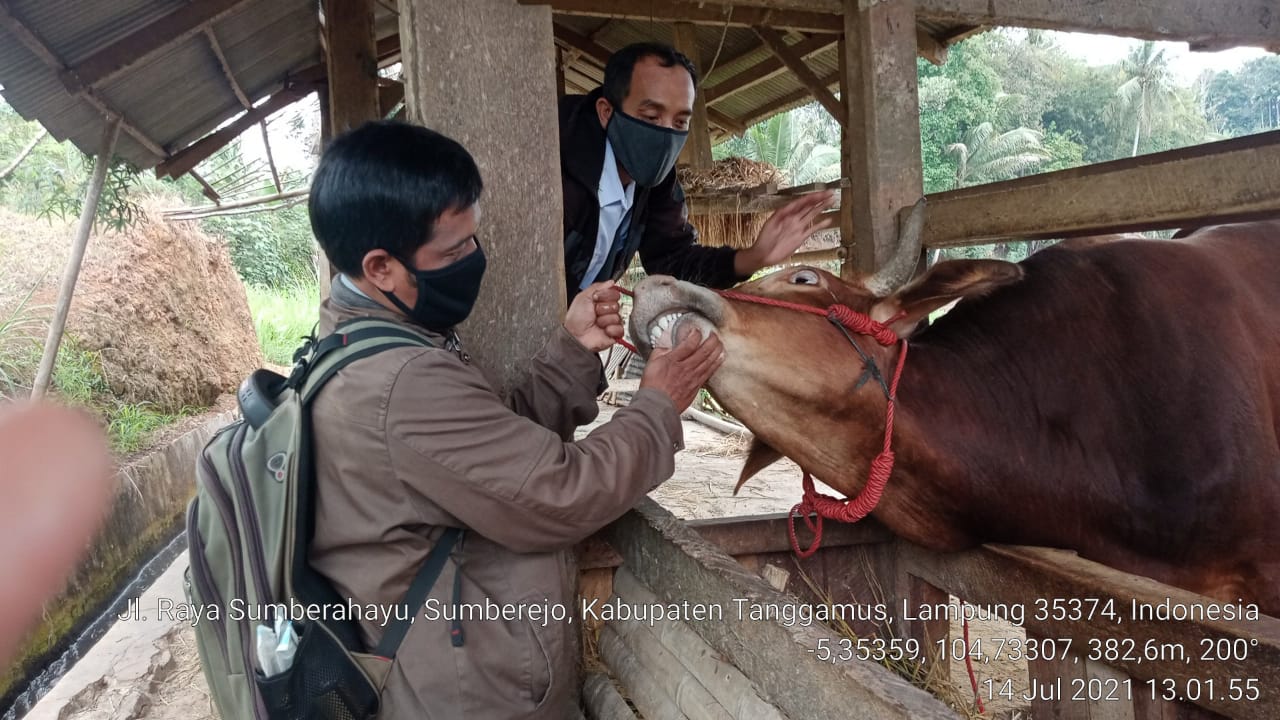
[1111,41,1181,157]
[715,108,841,185]
[944,122,1049,189]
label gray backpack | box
[185,317,461,719]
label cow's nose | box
[637,275,677,292]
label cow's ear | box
[871,260,1023,337]
[734,439,783,495]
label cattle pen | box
[2,0,1279,719]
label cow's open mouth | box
[647,310,712,350]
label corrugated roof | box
[0,0,394,169]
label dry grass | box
[793,557,987,720]
[677,157,784,194]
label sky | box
[1045,30,1271,84]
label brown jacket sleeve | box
[385,350,683,552]
[503,326,602,441]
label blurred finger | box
[595,312,622,329]
[605,324,625,340]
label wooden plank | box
[404,0,565,392]
[577,512,892,570]
[325,0,380,135]
[686,181,843,214]
[921,130,1280,247]
[522,0,841,33]
[1025,636,1090,720]
[187,169,222,203]
[672,23,713,170]
[60,0,252,92]
[753,26,844,124]
[704,34,834,105]
[155,86,313,178]
[897,542,1280,719]
[1085,662,1138,720]
[915,0,1280,50]
[705,107,745,136]
[205,28,252,109]
[603,499,957,719]
[840,0,923,278]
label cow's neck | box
[863,342,1067,552]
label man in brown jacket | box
[305,121,723,719]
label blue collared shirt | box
[579,139,636,290]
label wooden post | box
[324,0,379,135]
[31,118,120,400]
[556,46,567,100]
[840,0,923,280]
[672,22,713,170]
[316,86,335,300]
[401,0,565,391]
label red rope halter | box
[716,291,909,560]
[616,285,908,557]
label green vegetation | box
[245,282,320,365]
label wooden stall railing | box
[580,505,1280,720]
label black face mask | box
[383,240,487,332]
[605,107,689,187]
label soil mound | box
[0,204,262,410]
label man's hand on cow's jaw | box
[640,329,725,413]
[734,191,837,276]
[565,281,625,352]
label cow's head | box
[629,200,1023,497]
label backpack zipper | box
[186,499,230,665]
[227,424,274,616]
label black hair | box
[602,42,699,109]
[309,120,483,276]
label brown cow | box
[630,212,1280,614]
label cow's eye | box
[791,270,820,285]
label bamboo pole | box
[613,569,790,720]
[582,672,638,720]
[598,625,688,720]
[160,187,309,216]
[0,127,47,181]
[31,118,121,400]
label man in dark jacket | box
[559,42,836,301]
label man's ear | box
[870,259,1023,337]
[595,97,613,130]
[361,249,399,293]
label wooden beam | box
[378,79,405,117]
[31,119,120,400]
[155,86,314,179]
[187,169,222,203]
[162,188,310,218]
[899,542,1280,719]
[840,0,922,277]
[205,28,252,109]
[672,23,713,169]
[921,130,1280,248]
[61,0,253,92]
[704,34,833,104]
[324,0,380,135]
[753,26,844,124]
[733,68,839,136]
[553,22,612,66]
[520,0,842,33]
[915,28,949,65]
[555,46,567,99]
[602,500,957,719]
[915,0,1280,51]
[259,122,283,193]
[706,107,745,136]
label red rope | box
[963,617,985,714]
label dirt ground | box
[29,403,1031,720]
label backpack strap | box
[290,317,464,659]
[297,318,436,405]
[374,527,462,659]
